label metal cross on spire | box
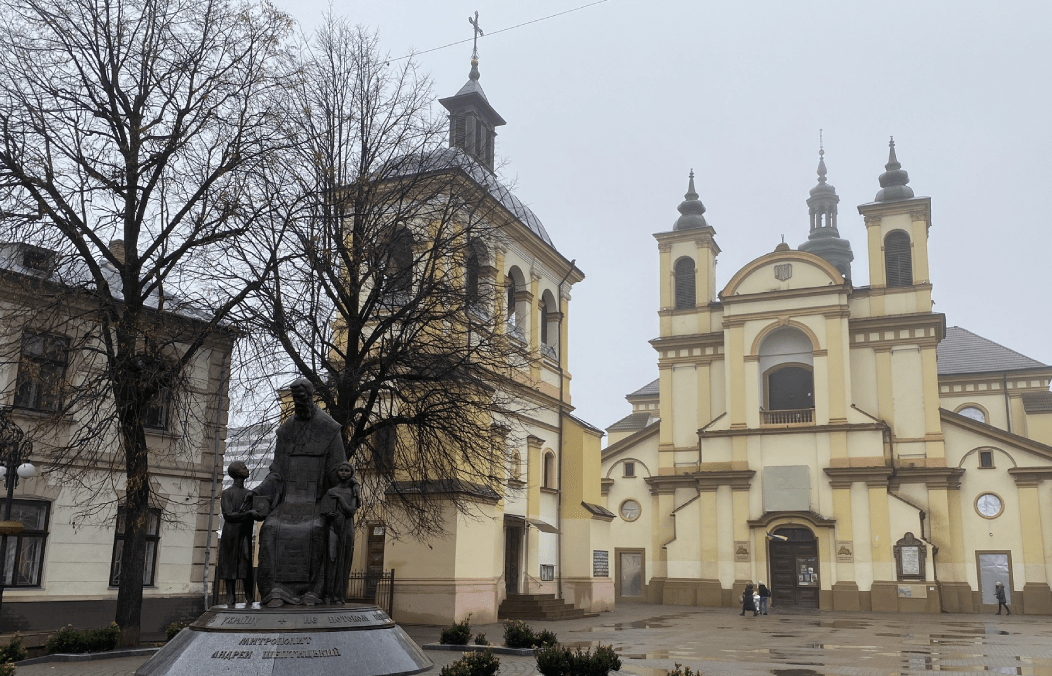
[468,11,483,59]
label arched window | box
[674,257,696,310]
[758,327,815,415]
[506,278,515,323]
[539,290,559,359]
[884,231,913,287]
[957,406,986,423]
[543,451,556,489]
[383,228,414,298]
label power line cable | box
[387,0,611,62]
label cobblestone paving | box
[17,604,1052,676]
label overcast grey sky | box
[277,0,1052,437]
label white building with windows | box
[0,242,234,639]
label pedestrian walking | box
[757,581,771,615]
[995,581,1011,615]
[740,583,758,616]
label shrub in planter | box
[0,632,28,663]
[535,643,621,676]
[439,648,500,676]
[502,619,535,649]
[166,621,191,642]
[44,623,121,654]
[534,629,558,648]
[440,616,472,646]
[473,633,488,646]
[0,660,13,676]
[668,663,700,676]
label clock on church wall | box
[975,492,1004,519]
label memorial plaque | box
[900,546,920,576]
[592,550,609,577]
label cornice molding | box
[890,466,964,490]
[1008,467,1052,487]
[824,465,893,488]
[746,510,837,528]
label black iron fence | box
[210,568,395,618]
[347,570,395,617]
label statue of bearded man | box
[252,377,347,607]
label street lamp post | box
[0,407,36,628]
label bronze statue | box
[217,460,258,605]
[321,461,361,604]
[252,378,348,607]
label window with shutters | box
[884,231,913,287]
[674,257,696,310]
[474,121,483,158]
[465,249,481,311]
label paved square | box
[16,603,1052,676]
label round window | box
[619,499,641,522]
[975,493,1004,519]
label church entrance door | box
[504,524,522,595]
[768,527,819,608]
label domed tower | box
[798,144,854,283]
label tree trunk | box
[114,397,151,647]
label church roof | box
[607,411,656,432]
[394,147,555,249]
[937,326,1048,375]
[627,378,660,398]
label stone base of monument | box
[135,603,432,676]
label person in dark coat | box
[217,461,259,605]
[741,583,757,616]
[995,581,1011,615]
[757,581,771,615]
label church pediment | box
[720,250,845,299]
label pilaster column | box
[825,316,847,422]
[727,324,747,429]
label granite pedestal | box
[135,603,432,676]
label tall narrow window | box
[465,250,480,310]
[540,300,548,344]
[110,507,161,587]
[884,231,913,287]
[372,426,396,471]
[506,279,516,324]
[674,257,696,309]
[15,333,69,412]
[1,499,50,587]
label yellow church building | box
[601,142,1052,614]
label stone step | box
[497,594,583,621]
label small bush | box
[535,643,621,676]
[534,628,558,648]
[440,616,472,646]
[668,663,701,676]
[44,623,121,654]
[0,660,13,676]
[473,633,488,646]
[165,621,190,642]
[0,632,28,663]
[439,648,500,676]
[502,619,535,649]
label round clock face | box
[620,499,641,521]
[976,493,1003,518]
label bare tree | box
[0,0,290,644]
[241,18,537,537]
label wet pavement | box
[15,603,1051,676]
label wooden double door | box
[768,527,819,608]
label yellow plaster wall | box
[561,417,603,518]
[672,365,699,448]
[851,482,875,590]
[665,498,702,579]
[890,346,926,443]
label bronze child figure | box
[217,460,259,605]
[321,461,362,604]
